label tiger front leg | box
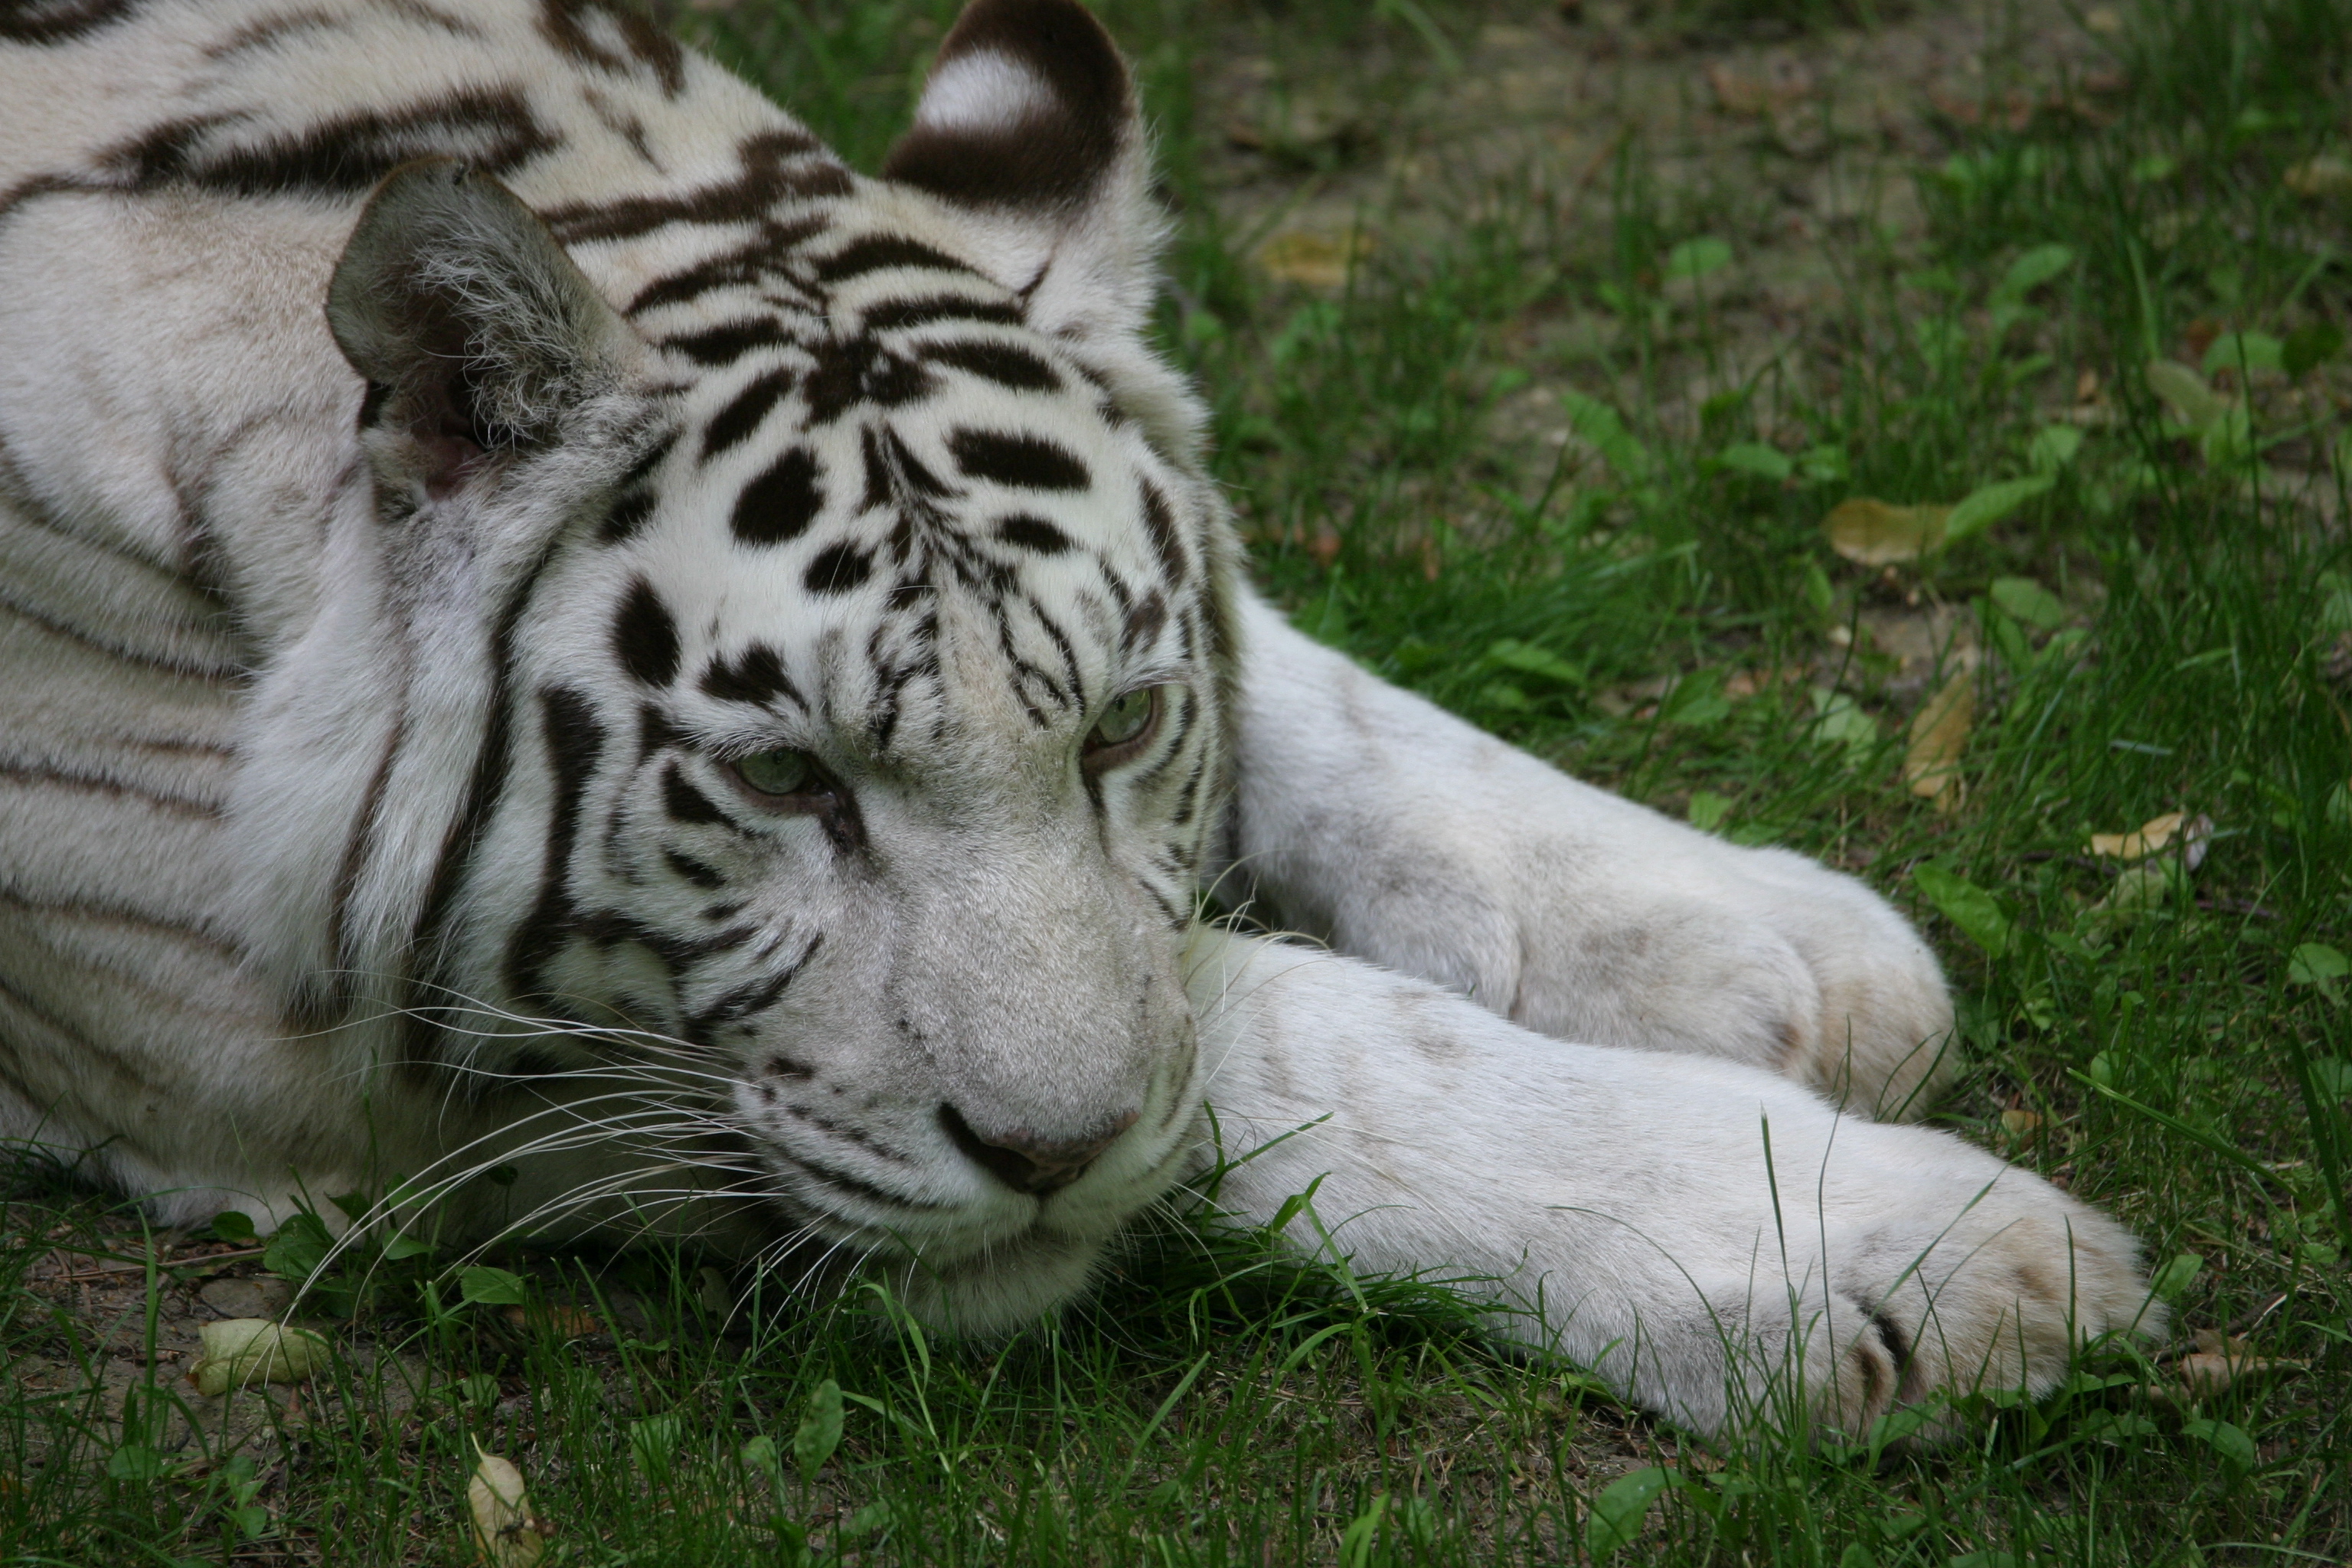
[1217,593,1956,1119]
[1181,929,2156,1441]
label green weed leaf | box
[1995,243,2075,302]
[1665,237,1732,283]
[2284,320,2345,377]
[1687,792,1733,832]
[1808,689,1877,765]
[106,1443,168,1482]
[1664,668,1731,729]
[1561,390,1651,481]
[1942,474,2054,544]
[379,1232,433,1262]
[211,1210,259,1246]
[1948,1553,2017,1568]
[1989,577,2068,630]
[1715,441,1792,482]
[2149,1253,2203,1302]
[1340,1491,1388,1568]
[630,1412,683,1477]
[262,1213,332,1283]
[2182,1416,2256,1471]
[1584,1466,1677,1557]
[2288,942,2348,987]
[2202,330,2284,377]
[459,1264,527,1306]
[795,1378,844,1483]
[1913,862,2013,957]
[2146,361,2232,429]
[2027,425,2083,472]
[1486,639,1584,686]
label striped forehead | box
[594,333,1206,752]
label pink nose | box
[939,1105,1139,1196]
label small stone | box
[200,1277,293,1319]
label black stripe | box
[803,543,872,596]
[699,641,803,707]
[663,848,725,889]
[923,339,1060,392]
[662,761,727,825]
[626,218,828,315]
[812,234,978,284]
[403,543,557,1067]
[701,368,796,459]
[685,933,822,1040]
[863,295,1024,333]
[731,447,825,546]
[542,129,848,243]
[995,514,1071,554]
[537,0,686,96]
[1138,479,1187,583]
[950,428,1090,491]
[501,685,608,1001]
[612,577,681,686]
[660,318,793,366]
[2,0,140,45]
[107,87,556,197]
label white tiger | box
[0,0,2151,1439]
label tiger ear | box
[327,158,642,497]
[881,0,1161,342]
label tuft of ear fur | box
[327,158,641,495]
[882,0,1204,461]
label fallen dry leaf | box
[1822,498,1949,566]
[188,1319,333,1396]
[2088,812,2211,868]
[1998,1108,2044,1142]
[469,1440,551,1567]
[1705,57,1812,118]
[2174,1331,2306,1397]
[1723,665,1808,699]
[1904,671,1975,812]
[1257,230,1373,289]
[2285,154,2352,199]
[501,1304,601,1338]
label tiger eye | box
[1088,687,1157,751]
[732,747,814,797]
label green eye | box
[731,748,815,797]
[1084,686,1161,763]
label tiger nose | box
[939,1105,1138,1197]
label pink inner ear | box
[414,426,491,498]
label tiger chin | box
[0,0,2157,1441]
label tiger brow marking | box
[698,642,804,709]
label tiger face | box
[195,0,1240,1324]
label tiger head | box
[230,0,1240,1331]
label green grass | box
[5,0,2350,1562]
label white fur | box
[0,0,2153,1441]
